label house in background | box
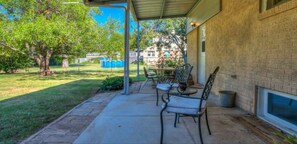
[142,37,182,65]
[129,51,138,62]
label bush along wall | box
[99,76,132,91]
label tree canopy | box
[0,0,100,74]
[98,17,124,60]
[130,18,188,63]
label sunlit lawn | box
[0,63,145,143]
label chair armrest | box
[162,93,201,105]
[161,93,168,103]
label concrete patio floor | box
[74,82,266,144]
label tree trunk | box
[62,54,69,68]
[35,47,53,76]
[26,42,53,75]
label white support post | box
[123,0,130,95]
[136,21,140,81]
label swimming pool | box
[101,60,124,68]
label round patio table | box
[148,67,175,75]
[169,87,198,96]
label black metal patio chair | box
[160,66,220,144]
[142,67,157,88]
[155,64,193,106]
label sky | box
[93,7,137,33]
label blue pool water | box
[101,60,124,68]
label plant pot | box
[219,91,236,108]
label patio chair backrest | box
[198,66,220,111]
[175,63,193,84]
[143,67,148,78]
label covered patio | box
[73,82,268,144]
[78,0,296,143]
[22,81,282,143]
[21,0,296,143]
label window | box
[261,0,291,11]
[257,88,297,135]
[147,51,155,57]
[268,93,297,125]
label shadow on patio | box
[73,81,277,144]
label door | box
[198,24,206,84]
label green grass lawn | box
[0,63,145,143]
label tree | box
[154,18,188,63]
[98,17,124,60]
[134,18,188,63]
[130,21,157,51]
[0,0,100,75]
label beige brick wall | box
[201,0,297,113]
[187,28,198,84]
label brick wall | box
[204,0,297,113]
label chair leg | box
[205,108,212,135]
[192,117,197,123]
[143,79,148,87]
[156,88,159,106]
[160,106,166,144]
[167,92,170,100]
[174,113,178,127]
[198,115,203,144]
[151,78,156,85]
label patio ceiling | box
[131,0,200,21]
[83,0,201,21]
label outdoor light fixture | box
[83,0,126,6]
[190,22,197,27]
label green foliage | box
[165,59,179,68]
[0,53,33,73]
[130,21,156,51]
[155,18,188,63]
[137,18,188,63]
[0,0,101,72]
[99,76,132,91]
[274,132,297,144]
[98,17,124,60]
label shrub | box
[165,59,182,68]
[99,76,132,91]
[0,54,33,73]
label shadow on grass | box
[0,79,101,143]
[15,70,145,81]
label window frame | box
[260,0,291,12]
